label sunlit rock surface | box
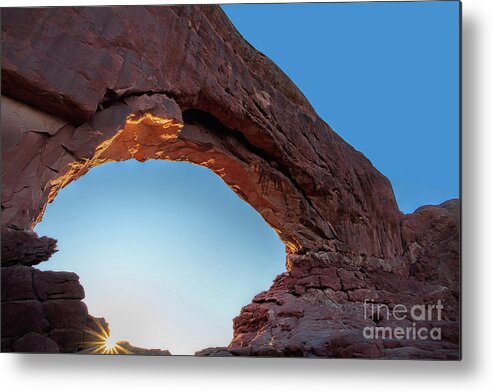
[1,5,459,358]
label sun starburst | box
[81,319,131,355]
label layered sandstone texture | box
[1,5,460,358]
[202,201,460,359]
[2,266,88,353]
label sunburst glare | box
[81,318,130,355]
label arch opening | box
[35,159,286,354]
[1,93,337,256]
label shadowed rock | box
[218,200,460,359]
[1,226,57,267]
[1,266,89,353]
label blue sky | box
[36,2,460,354]
[36,161,286,354]
[224,1,460,213]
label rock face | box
[1,5,402,259]
[1,5,460,358]
[198,200,460,359]
[2,266,88,352]
[1,225,57,267]
[401,199,460,290]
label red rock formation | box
[1,225,57,267]
[1,5,402,260]
[198,200,460,359]
[1,5,460,358]
[2,266,87,352]
[402,199,460,290]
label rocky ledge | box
[199,200,460,359]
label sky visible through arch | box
[36,2,459,354]
[36,161,286,354]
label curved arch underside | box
[1,5,403,262]
[2,93,337,255]
[1,5,460,358]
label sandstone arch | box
[1,5,460,358]
[1,5,403,263]
[2,93,336,254]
